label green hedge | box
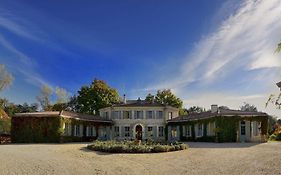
[269,133,281,141]
[87,140,188,153]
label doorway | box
[135,125,142,140]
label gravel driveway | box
[0,142,280,175]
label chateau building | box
[11,98,268,143]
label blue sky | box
[0,0,281,117]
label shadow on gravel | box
[185,142,262,148]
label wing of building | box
[11,101,268,143]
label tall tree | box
[145,93,155,103]
[76,79,120,115]
[154,89,183,108]
[55,87,69,104]
[240,102,257,112]
[0,64,14,91]
[36,85,53,111]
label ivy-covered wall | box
[11,116,63,143]
[171,115,268,142]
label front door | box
[240,121,246,142]
[135,125,142,140]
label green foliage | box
[240,102,257,112]
[0,119,11,134]
[36,85,53,111]
[76,79,120,115]
[269,133,281,141]
[0,64,14,91]
[11,117,62,143]
[87,140,188,153]
[180,106,205,115]
[145,89,183,108]
[0,98,38,116]
[55,87,70,104]
[276,42,281,53]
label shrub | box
[276,133,281,141]
[87,140,188,153]
[269,134,277,141]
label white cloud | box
[146,0,281,91]
[143,0,281,117]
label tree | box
[145,93,155,103]
[55,87,69,104]
[0,64,14,91]
[276,42,281,53]
[153,89,183,108]
[36,85,53,111]
[240,102,257,112]
[76,79,120,115]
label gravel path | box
[0,142,280,175]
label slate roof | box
[14,111,112,123]
[168,109,268,123]
[111,99,176,108]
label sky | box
[0,0,281,117]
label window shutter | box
[176,126,180,139]
[93,126,96,137]
[80,124,83,137]
[86,126,89,137]
[134,111,137,119]
[121,126,125,137]
[145,126,148,139]
[153,126,157,139]
[182,126,186,137]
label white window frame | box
[146,111,153,119]
[186,125,192,137]
[158,126,164,137]
[114,126,120,137]
[124,126,130,137]
[197,123,203,137]
[123,111,130,119]
[147,126,153,137]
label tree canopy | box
[240,102,257,112]
[75,79,120,115]
[145,89,183,108]
[36,85,53,111]
[0,64,14,91]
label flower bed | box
[87,140,188,153]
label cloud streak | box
[146,0,281,91]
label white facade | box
[99,105,179,141]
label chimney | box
[123,94,127,104]
[211,104,218,113]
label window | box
[112,111,121,119]
[168,112,173,120]
[197,124,203,137]
[74,125,82,137]
[147,126,153,137]
[158,126,164,137]
[64,123,72,136]
[135,111,143,119]
[124,126,130,137]
[186,125,192,137]
[171,126,177,138]
[207,122,215,136]
[86,126,96,137]
[123,111,130,119]
[156,111,163,119]
[241,121,246,135]
[103,112,109,119]
[114,126,120,137]
[99,126,106,138]
[146,111,153,119]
